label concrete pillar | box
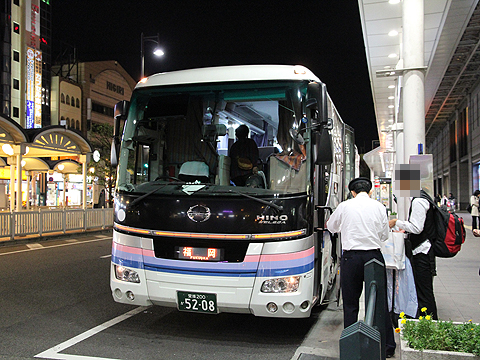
[402,0,425,162]
[80,155,87,210]
[16,153,22,211]
[396,132,406,220]
[63,175,67,207]
[26,171,30,210]
[9,161,15,211]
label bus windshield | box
[116,80,312,196]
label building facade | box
[6,0,51,128]
[428,78,480,210]
[52,61,136,134]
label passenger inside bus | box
[228,124,259,186]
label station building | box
[359,0,480,212]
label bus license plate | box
[177,291,217,314]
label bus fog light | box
[115,265,140,283]
[300,301,310,310]
[126,291,135,301]
[114,288,122,299]
[283,302,295,313]
[266,302,278,313]
[261,276,300,293]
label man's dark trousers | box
[411,250,438,319]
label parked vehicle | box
[109,65,356,318]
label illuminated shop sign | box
[26,47,42,129]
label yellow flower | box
[426,315,431,320]
[421,307,427,313]
[395,328,401,333]
[401,319,406,324]
[399,312,405,318]
[469,319,473,322]
[419,316,424,320]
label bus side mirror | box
[315,128,333,165]
[111,101,130,168]
[307,81,328,126]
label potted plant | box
[388,212,397,221]
[398,308,480,359]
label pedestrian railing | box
[0,208,114,241]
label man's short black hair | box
[348,177,372,194]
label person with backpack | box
[389,169,439,320]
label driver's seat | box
[178,161,209,183]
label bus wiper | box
[127,182,185,209]
[219,189,284,212]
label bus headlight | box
[114,265,140,283]
[261,276,300,293]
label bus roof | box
[135,65,321,89]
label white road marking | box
[0,237,112,256]
[27,243,44,249]
[35,306,149,360]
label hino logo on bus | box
[257,214,288,224]
[187,205,211,223]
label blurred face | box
[394,164,421,197]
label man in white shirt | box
[389,188,438,320]
[327,177,396,358]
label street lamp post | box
[140,32,165,79]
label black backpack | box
[421,192,466,258]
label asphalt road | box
[0,234,325,360]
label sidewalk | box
[293,210,480,359]
[435,210,480,322]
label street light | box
[140,32,165,79]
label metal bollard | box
[339,258,386,360]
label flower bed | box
[398,308,480,359]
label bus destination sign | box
[175,246,223,261]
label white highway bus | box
[110,65,356,318]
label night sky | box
[52,0,377,153]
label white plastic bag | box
[380,231,405,270]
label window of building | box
[66,95,70,104]
[76,120,80,130]
[71,97,75,106]
[76,98,80,108]
[13,22,19,34]
[13,79,19,90]
[66,117,70,127]
[61,93,65,103]
[70,119,75,128]
[13,51,19,62]
[91,101,114,117]
[13,0,19,5]
[60,117,66,126]
[13,107,19,118]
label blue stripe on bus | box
[144,264,257,277]
[111,255,144,269]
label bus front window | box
[116,82,312,196]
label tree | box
[88,123,116,207]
